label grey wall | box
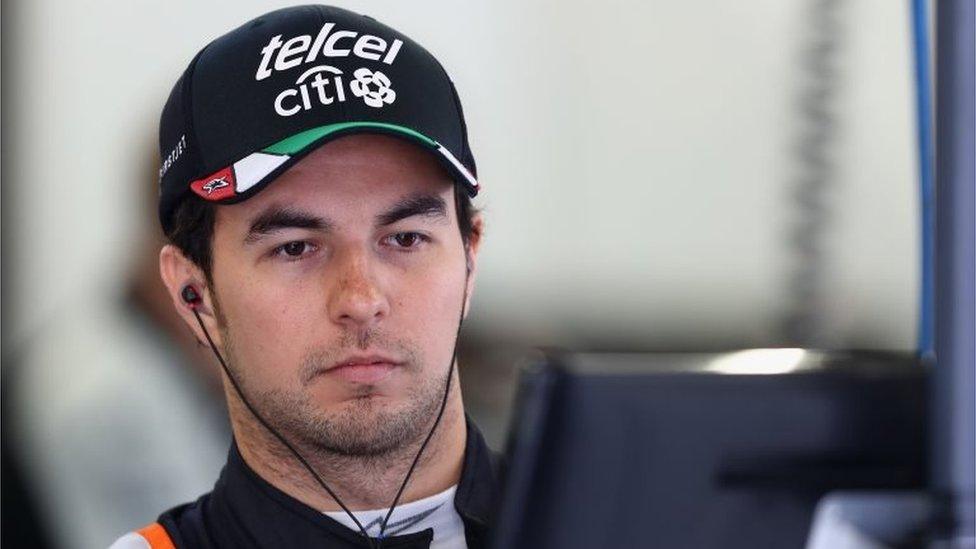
[5,0,921,353]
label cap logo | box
[255,23,403,82]
[258,22,403,118]
[272,63,397,116]
[350,68,396,108]
[159,134,187,180]
[202,176,229,194]
[190,166,237,201]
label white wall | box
[6,0,920,352]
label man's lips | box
[323,354,403,384]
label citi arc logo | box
[256,22,403,117]
[274,65,346,117]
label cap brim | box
[188,121,479,204]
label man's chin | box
[260,371,444,457]
[294,396,422,454]
[329,391,399,414]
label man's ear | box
[159,244,223,348]
[462,213,484,318]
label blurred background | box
[1,0,932,548]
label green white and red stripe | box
[188,122,479,201]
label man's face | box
[208,134,477,457]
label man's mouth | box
[324,354,403,384]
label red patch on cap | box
[190,166,236,201]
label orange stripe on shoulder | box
[136,522,176,549]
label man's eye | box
[273,241,314,259]
[388,232,428,249]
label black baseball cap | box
[158,4,479,234]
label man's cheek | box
[400,293,456,334]
[418,287,466,341]
[238,285,309,329]
[227,307,301,379]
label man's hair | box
[166,186,477,282]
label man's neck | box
[231,383,468,513]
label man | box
[111,5,498,548]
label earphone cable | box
[376,286,466,544]
[190,308,377,549]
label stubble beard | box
[222,324,450,460]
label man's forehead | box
[215,179,456,237]
[230,191,452,247]
[220,183,451,227]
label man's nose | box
[327,250,390,328]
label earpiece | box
[181,284,202,308]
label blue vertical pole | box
[911,0,935,357]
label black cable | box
[376,192,471,543]
[376,281,467,544]
[190,308,377,549]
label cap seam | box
[427,55,467,165]
[316,5,351,125]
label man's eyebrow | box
[244,206,332,244]
[376,193,449,227]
